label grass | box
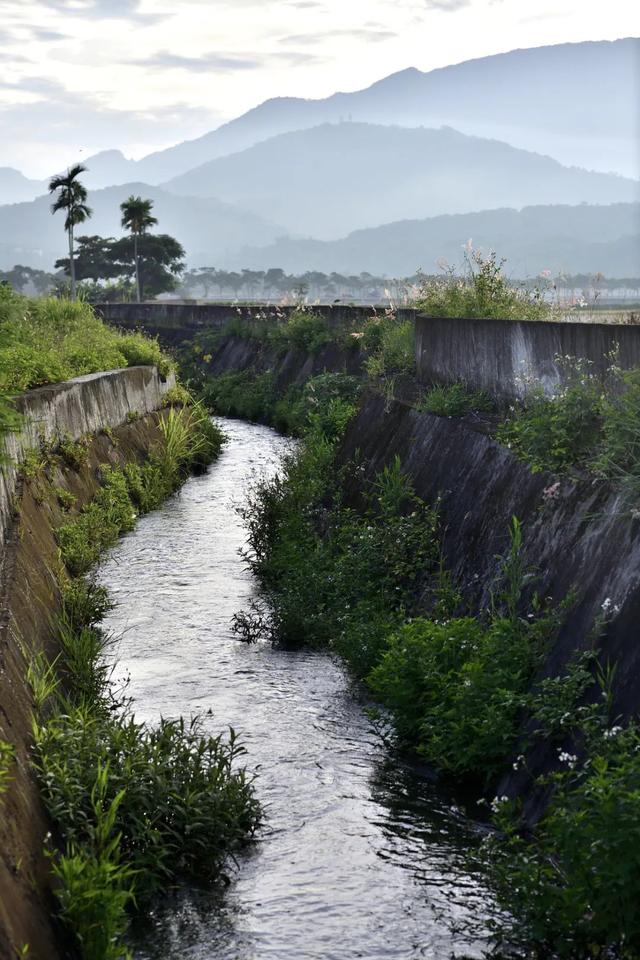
[417,382,493,417]
[415,250,553,322]
[0,739,15,799]
[0,286,170,394]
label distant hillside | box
[0,168,46,205]
[229,203,640,277]
[0,184,284,271]
[73,38,638,188]
[164,123,639,240]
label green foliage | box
[270,308,333,355]
[161,383,192,407]
[415,250,553,321]
[594,366,640,497]
[369,612,554,783]
[0,286,170,392]
[0,392,22,462]
[498,374,603,474]
[485,717,640,957]
[244,420,439,679]
[362,311,415,381]
[57,468,137,576]
[54,486,77,511]
[0,739,15,798]
[417,382,493,417]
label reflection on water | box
[98,417,498,960]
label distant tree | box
[55,235,119,283]
[120,196,158,302]
[48,164,92,300]
[109,233,185,299]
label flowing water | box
[98,417,499,960]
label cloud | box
[420,0,472,9]
[130,50,263,72]
[30,27,71,40]
[41,0,166,24]
[282,27,397,45]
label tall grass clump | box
[415,251,553,322]
[0,286,170,393]
[417,382,493,417]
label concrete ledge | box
[416,314,640,399]
[0,365,175,554]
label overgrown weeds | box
[417,382,493,417]
[415,250,553,322]
[0,285,170,394]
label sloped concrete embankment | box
[202,334,363,392]
[337,393,640,814]
[0,367,173,960]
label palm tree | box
[48,164,92,300]
[120,196,158,302]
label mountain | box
[74,38,638,188]
[0,183,284,271]
[0,168,46,205]
[163,123,639,240]
[229,203,640,277]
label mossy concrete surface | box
[0,371,172,959]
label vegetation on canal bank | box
[24,401,259,960]
[0,286,170,393]
[238,390,640,957]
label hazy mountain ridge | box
[229,203,640,277]
[74,37,638,188]
[163,122,639,239]
[0,182,285,271]
[0,168,47,205]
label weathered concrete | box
[416,313,640,400]
[0,365,174,555]
[0,367,173,960]
[98,301,416,346]
[338,393,640,816]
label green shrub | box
[497,375,603,473]
[244,423,439,678]
[270,308,333,355]
[57,406,223,576]
[415,251,553,321]
[417,382,493,417]
[369,611,554,783]
[485,719,640,956]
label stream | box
[97,417,499,960]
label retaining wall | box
[0,365,174,556]
[97,301,416,345]
[415,314,640,399]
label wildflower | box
[543,481,561,501]
[603,726,623,739]
[558,750,578,767]
[490,795,509,813]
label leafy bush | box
[0,286,170,392]
[244,418,439,678]
[415,251,552,321]
[270,308,333,355]
[497,374,603,474]
[417,382,493,417]
[485,718,640,957]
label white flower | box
[603,726,623,739]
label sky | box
[0,0,636,177]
